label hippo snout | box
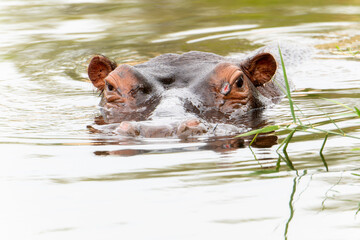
[114,119,208,138]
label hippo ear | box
[88,55,117,90]
[243,53,277,87]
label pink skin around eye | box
[221,82,231,95]
[220,70,242,95]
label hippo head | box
[191,53,278,120]
[88,55,160,122]
[88,51,279,137]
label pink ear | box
[88,55,117,90]
[243,53,277,86]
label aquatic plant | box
[236,46,360,169]
[336,46,359,56]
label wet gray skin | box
[88,49,284,138]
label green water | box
[0,0,359,239]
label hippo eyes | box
[220,73,245,95]
[106,82,114,91]
[236,75,244,88]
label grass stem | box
[279,46,296,123]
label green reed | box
[336,46,359,56]
[236,46,360,168]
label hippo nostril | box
[186,119,200,127]
[115,121,140,136]
[176,118,206,137]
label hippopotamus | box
[88,50,284,138]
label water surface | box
[1,0,360,239]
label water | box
[1,0,360,239]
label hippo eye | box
[106,82,114,91]
[236,76,244,88]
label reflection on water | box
[0,0,360,239]
[92,135,278,156]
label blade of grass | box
[320,134,328,155]
[314,102,345,136]
[294,103,311,126]
[277,138,287,153]
[235,125,280,138]
[354,107,360,117]
[292,125,360,140]
[321,98,353,111]
[273,79,307,125]
[327,116,345,136]
[248,133,263,167]
[249,133,259,146]
[319,134,329,171]
[279,151,295,170]
[276,156,281,171]
[276,129,297,171]
[278,46,296,123]
[249,146,261,167]
[283,129,296,153]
